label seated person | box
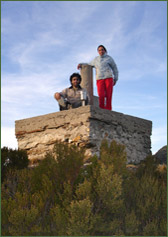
[54,73,89,110]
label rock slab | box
[15,105,152,164]
[154,146,167,164]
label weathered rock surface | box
[154,145,167,164]
[15,105,152,164]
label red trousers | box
[96,78,113,110]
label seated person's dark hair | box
[69,73,82,84]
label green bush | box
[1,147,29,182]
[1,140,167,236]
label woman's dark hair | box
[97,45,107,53]
[70,73,82,83]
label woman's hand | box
[113,80,116,86]
[77,64,82,70]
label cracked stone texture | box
[15,105,152,164]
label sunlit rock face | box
[15,105,152,164]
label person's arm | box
[77,58,95,69]
[59,88,68,99]
[109,57,119,85]
[57,88,69,107]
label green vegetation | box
[1,146,29,182]
[1,140,167,236]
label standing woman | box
[77,45,118,110]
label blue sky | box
[1,1,167,154]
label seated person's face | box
[72,77,80,87]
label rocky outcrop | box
[15,105,152,164]
[154,146,167,164]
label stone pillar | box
[80,64,93,105]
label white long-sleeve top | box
[81,53,119,83]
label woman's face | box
[98,47,106,56]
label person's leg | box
[54,93,67,110]
[96,79,106,109]
[104,78,113,110]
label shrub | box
[1,140,167,236]
[1,147,29,182]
